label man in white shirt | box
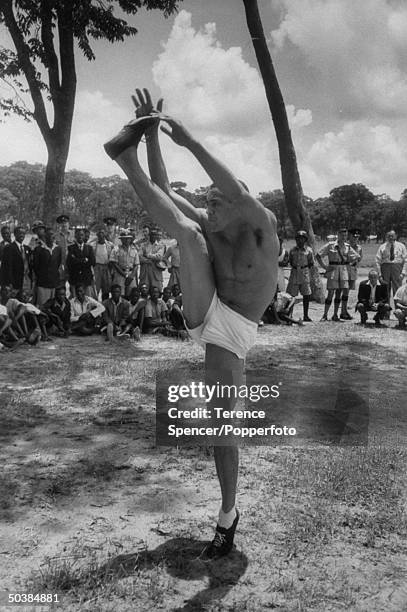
[376,230,406,298]
[90,228,114,300]
[394,282,407,328]
[70,284,105,335]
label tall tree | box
[0,0,182,223]
[242,0,323,301]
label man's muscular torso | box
[199,210,278,322]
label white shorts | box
[186,293,258,360]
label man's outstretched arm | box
[161,116,273,226]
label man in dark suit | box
[2,226,32,296]
[0,225,12,286]
[356,269,390,326]
[32,228,62,308]
[66,227,95,296]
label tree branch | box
[40,0,61,98]
[1,0,51,140]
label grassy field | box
[0,283,406,611]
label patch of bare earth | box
[0,292,406,611]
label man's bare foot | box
[104,116,158,160]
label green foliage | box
[0,0,182,118]
[0,162,145,227]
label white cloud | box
[271,0,407,118]
[300,121,407,198]
[152,10,312,138]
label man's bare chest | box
[206,228,266,280]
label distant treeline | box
[1,162,406,239]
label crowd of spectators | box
[1,215,406,350]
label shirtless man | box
[104,88,278,558]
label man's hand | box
[160,117,194,148]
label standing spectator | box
[356,270,390,326]
[164,238,181,290]
[375,230,406,299]
[316,228,358,321]
[2,226,32,296]
[0,226,12,286]
[109,231,139,297]
[101,284,130,341]
[139,227,166,292]
[134,225,150,249]
[103,216,120,246]
[89,228,114,300]
[66,228,95,297]
[348,228,363,292]
[70,284,105,335]
[393,282,407,329]
[277,235,289,292]
[286,230,315,322]
[32,228,62,308]
[54,214,75,282]
[28,220,46,250]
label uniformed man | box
[109,230,140,297]
[316,228,358,321]
[286,230,315,322]
[28,220,46,250]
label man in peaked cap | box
[109,229,139,296]
[316,227,359,321]
[286,230,315,322]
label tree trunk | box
[43,143,69,225]
[242,0,324,302]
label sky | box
[1,0,407,199]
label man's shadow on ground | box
[100,537,248,611]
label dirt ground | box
[0,279,406,611]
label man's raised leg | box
[115,146,215,328]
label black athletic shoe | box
[104,116,158,160]
[340,312,353,320]
[201,510,240,560]
[331,314,342,322]
[303,316,313,322]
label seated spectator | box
[70,284,105,335]
[163,286,186,333]
[262,291,303,326]
[394,282,407,329]
[139,283,150,301]
[19,288,50,342]
[1,286,41,344]
[0,299,24,349]
[43,286,72,337]
[121,286,146,340]
[144,286,169,333]
[101,284,130,342]
[356,270,390,326]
